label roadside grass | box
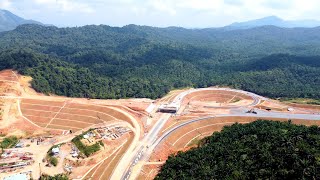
[230,97,241,103]
[280,98,320,105]
[186,137,202,147]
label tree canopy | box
[156,120,320,179]
[0,24,320,99]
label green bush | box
[40,174,68,180]
[49,157,58,166]
[0,163,7,167]
[71,131,101,157]
[98,140,104,147]
[0,136,18,149]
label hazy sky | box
[1,0,320,27]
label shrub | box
[0,136,18,149]
[40,174,68,180]
[49,157,58,166]
[71,131,101,157]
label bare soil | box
[147,116,320,178]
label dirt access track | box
[0,70,149,180]
[0,69,20,96]
[139,116,320,180]
[155,117,320,158]
[182,89,255,108]
[134,87,320,180]
[119,86,320,180]
[2,69,320,180]
[0,70,149,135]
[20,98,135,133]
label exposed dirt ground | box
[138,88,320,180]
[0,70,146,179]
[83,134,134,180]
[1,70,320,180]
[142,117,320,180]
[18,96,147,136]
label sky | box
[1,0,320,28]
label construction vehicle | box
[246,109,257,114]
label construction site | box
[0,150,34,173]
[0,70,145,179]
[0,69,320,180]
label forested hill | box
[1,24,320,99]
[0,10,43,32]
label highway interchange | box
[111,87,320,180]
[2,83,320,180]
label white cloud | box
[0,0,12,9]
[224,0,244,6]
[32,0,94,13]
[148,0,177,16]
[177,0,224,11]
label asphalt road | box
[119,87,262,180]
[121,113,171,180]
[153,112,320,149]
[117,88,320,180]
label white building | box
[52,147,60,155]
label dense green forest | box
[0,24,320,99]
[156,120,320,179]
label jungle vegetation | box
[156,120,320,179]
[0,25,320,99]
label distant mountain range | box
[225,16,320,29]
[0,9,43,32]
[1,9,320,32]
